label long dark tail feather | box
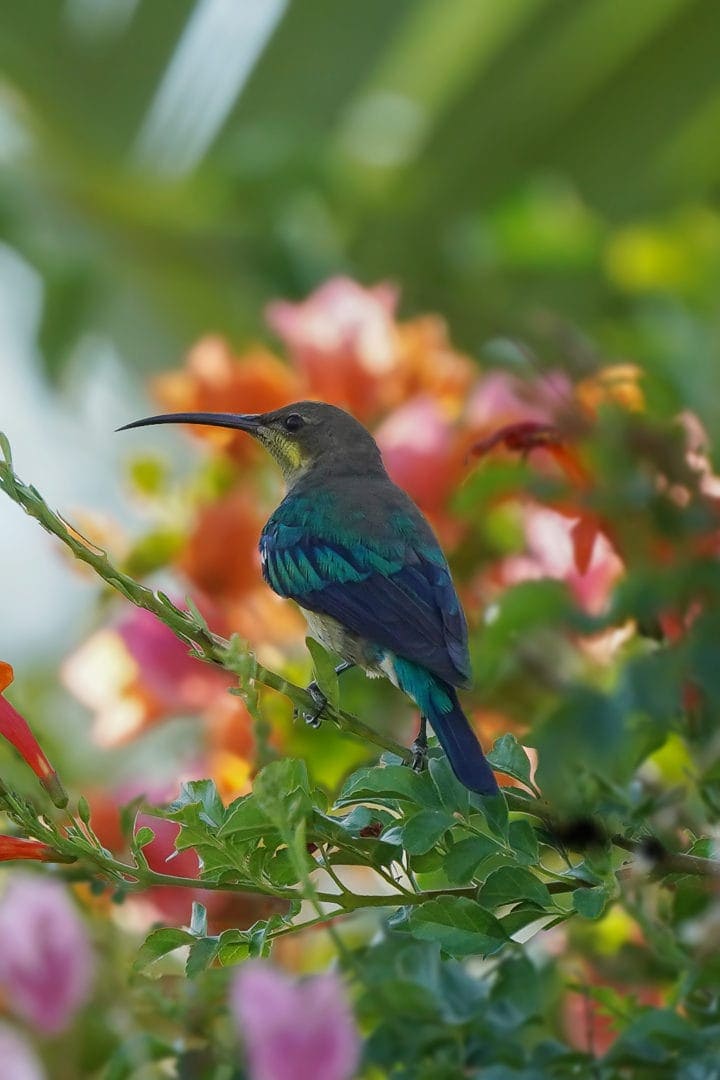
[426,685,499,796]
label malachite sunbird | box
[119,402,499,796]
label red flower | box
[153,337,301,463]
[0,662,67,808]
[0,836,66,863]
[178,490,264,603]
[470,417,603,577]
[471,420,591,489]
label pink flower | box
[466,369,571,434]
[0,1023,45,1080]
[0,876,94,1034]
[375,395,462,513]
[62,604,239,746]
[266,276,399,419]
[499,503,623,615]
[231,963,360,1080]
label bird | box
[119,401,499,796]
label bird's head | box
[118,401,385,485]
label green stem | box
[0,440,412,764]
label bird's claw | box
[410,737,428,773]
[298,680,327,728]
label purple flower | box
[0,1023,45,1079]
[231,963,360,1080]
[0,875,94,1034]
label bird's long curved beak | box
[116,412,263,434]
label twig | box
[0,438,411,763]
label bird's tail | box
[393,659,499,796]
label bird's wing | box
[260,521,470,687]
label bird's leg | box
[300,661,355,728]
[411,716,428,772]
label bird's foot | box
[410,737,428,773]
[410,716,428,773]
[299,680,327,728]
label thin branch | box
[612,836,720,879]
[0,436,411,763]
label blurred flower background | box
[1,2,720,1076]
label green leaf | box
[124,528,184,577]
[443,835,508,884]
[0,431,13,466]
[305,637,340,711]
[508,820,539,865]
[407,896,509,958]
[133,928,194,973]
[428,753,469,816]
[133,826,155,848]
[487,734,535,790]
[471,793,509,839]
[339,765,442,809]
[252,759,313,834]
[217,928,251,967]
[533,688,625,811]
[218,796,274,840]
[401,809,455,855]
[190,901,208,937]
[165,779,225,829]
[479,867,552,911]
[573,886,608,920]
[104,1035,175,1080]
[185,937,219,978]
[127,455,167,496]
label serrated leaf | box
[252,759,313,834]
[573,886,608,920]
[133,928,194,973]
[305,637,340,711]
[407,896,509,958]
[185,936,219,978]
[165,779,225,829]
[487,734,535,789]
[401,809,455,855]
[218,795,274,839]
[479,867,552,911]
[217,928,251,967]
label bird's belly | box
[299,607,388,676]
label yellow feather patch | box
[262,431,306,479]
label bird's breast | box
[298,607,388,678]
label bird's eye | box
[283,413,304,433]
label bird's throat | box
[259,430,308,484]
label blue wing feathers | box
[261,509,471,687]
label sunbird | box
[119,402,498,795]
